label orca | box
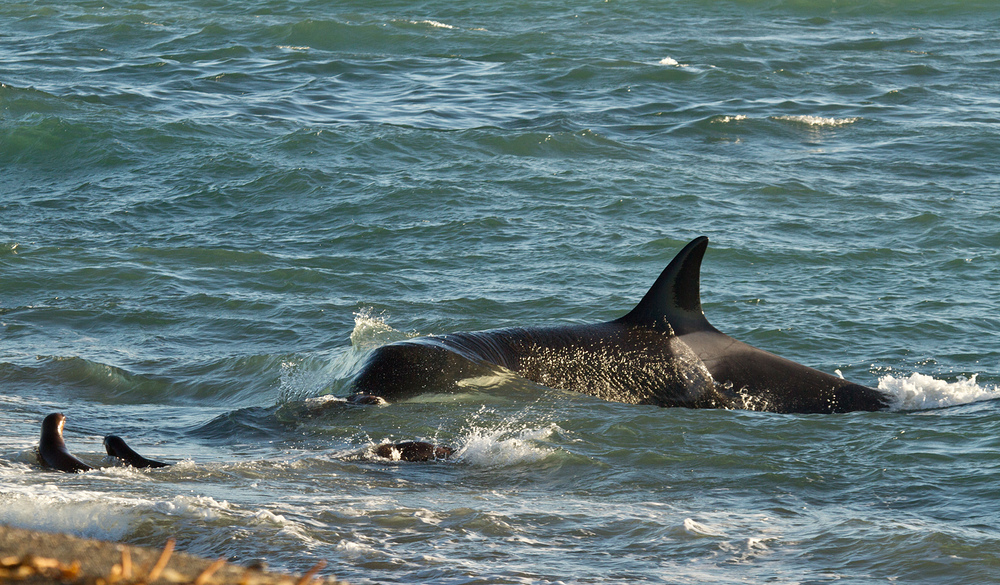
[349,236,891,414]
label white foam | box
[303,394,346,407]
[414,20,455,29]
[151,494,234,520]
[658,56,688,67]
[456,423,557,467]
[248,507,291,525]
[713,115,747,124]
[350,307,391,344]
[336,539,383,557]
[0,480,301,546]
[350,308,410,349]
[879,372,1000,411]
[772,115,860,126]
[0,489,139,541]
[683,518,725,537]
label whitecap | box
[0,489,140,541]
[712,115,747,124]
[336,539,383,556]
[771,115,860,126]
[150,494,234,520]
[683,518,725,537]
[350,307,410,349]
[0,483,305,547]
[251,508,288,525]
[415,20,455,29]
[658,56,689,67]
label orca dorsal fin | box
[615,236,715,335]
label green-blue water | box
[3,1,1000,583]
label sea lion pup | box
[103,435,171,468]
[38,413,92,473]
[373,441,454,462]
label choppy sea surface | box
[3,1,1000,583]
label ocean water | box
[3,0,1000,582]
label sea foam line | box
[771,114,860,126]
[412,20,455,29]
[0,485,295,545]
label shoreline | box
[0,524,349,584]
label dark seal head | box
[38,413,92,473]
[373,441,454,462]
[104,435,171,469]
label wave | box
[349,307,413,350]
[1,352,343,408]
[0,480,307,558]
[771,115,861,126]
[399,19,457,30]
[2,357,178,404]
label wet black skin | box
[37,413,453,471]
[38,413,92,473]
[350,237,890,414]
[103,435,171,469]
[373,441,454,461]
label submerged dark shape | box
[349,237,891,414]
[104,435,171,468]
[38,413,93,473]
[373,441,454,461]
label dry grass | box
[0,525,348,585]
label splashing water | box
[349,308,407,350]
[879,372,1000,411]
[452,406,560,467]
